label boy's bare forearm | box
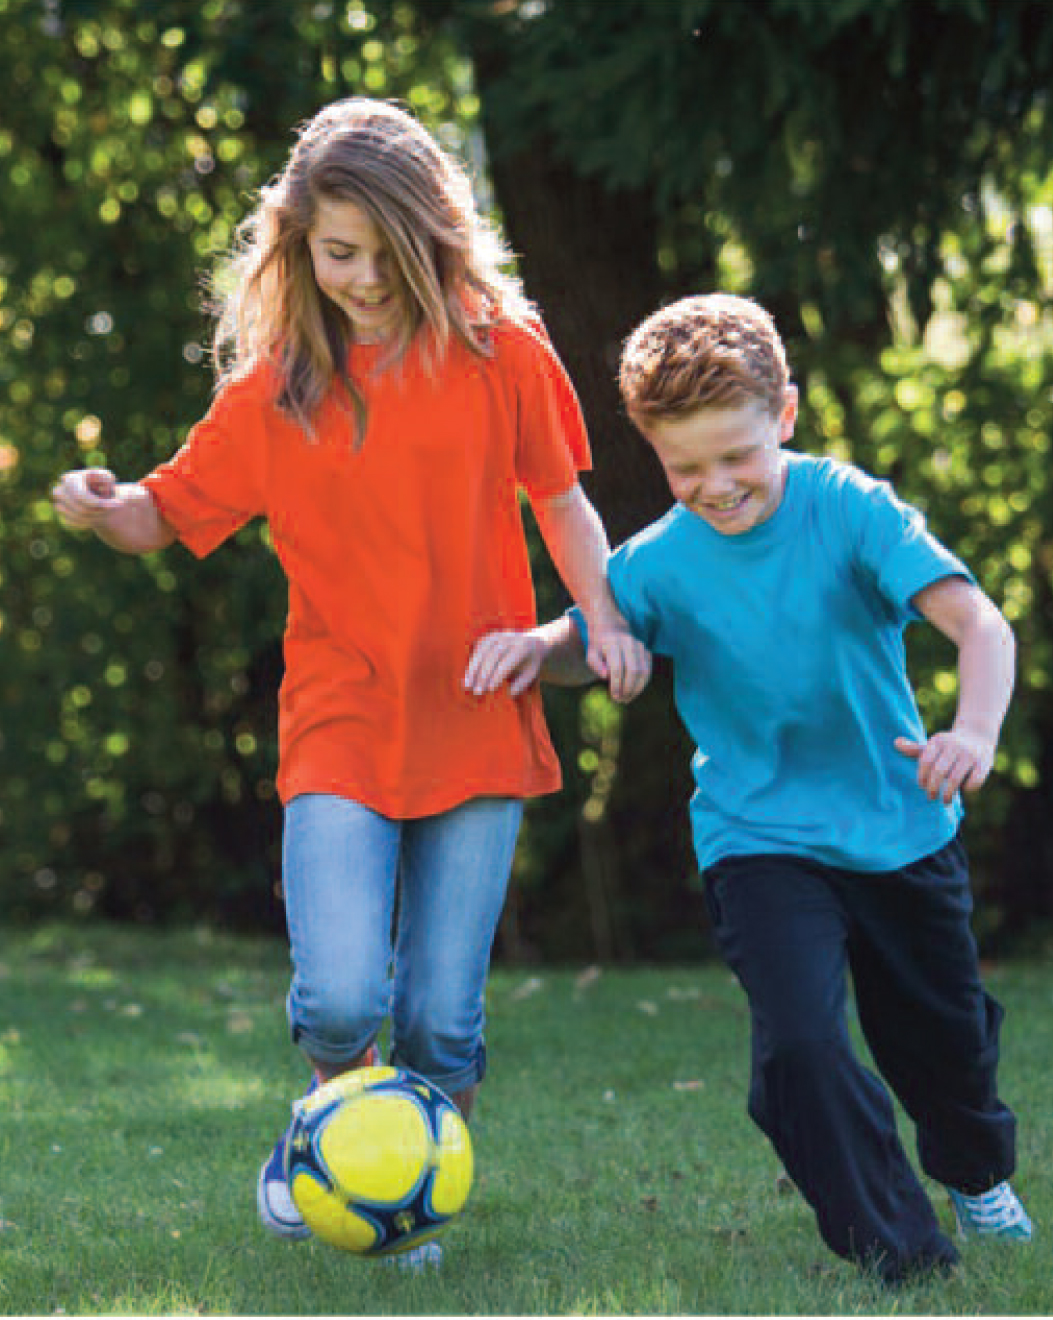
[536,616,597,687]
[952,601,1015,748]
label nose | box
[359,252,387,287]
[695,469,739,503]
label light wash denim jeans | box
[282,792,523,1097]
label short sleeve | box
[836,468,974,619]
[568,537,664,655]
[502,321,591,502]
[141,370,270,559]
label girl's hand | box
[51,468,119,530]
[584,622,652,704]
[894,728,996,803]
[465,631,547,698]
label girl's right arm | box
[52,469,177,555]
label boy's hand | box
[585,622,652,704]
[465,631,547,698]
[894,728,996,803]
[51,468,119,530]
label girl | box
[52,97,649,1265]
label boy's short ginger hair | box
[619,294,790,426]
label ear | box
[778,385,798,443]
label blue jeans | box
[282,793,523,1096]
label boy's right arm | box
[465,615,649,701]
[52,469,177,555]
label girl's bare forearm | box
[96,485,177,554]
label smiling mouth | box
[704,491,750,513]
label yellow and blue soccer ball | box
[285,1064,473,1256]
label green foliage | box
[2,923,1052,1313]
[0,0,476,925]
[440,0,1053,943]
[4,0,1053,949]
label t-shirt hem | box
[694,813,961,876]
[275,768,563,818]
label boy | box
[464,294,1030,1283]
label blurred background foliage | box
[1,0,1052,961]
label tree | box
[0,0,478,926]
[422,0,1053,950]
[3,0,1052,955]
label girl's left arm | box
[895,574,1016,802]
[531,483,650,704]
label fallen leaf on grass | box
[672,1079,705,1092]
[641,1195,659,1212]
[637,1000,659,1016]
[510,976,544,1001]
[710,1225,748,1241]
[574,966,601,991]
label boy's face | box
[644,389,797,535]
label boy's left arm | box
[531,483,650,703]
[896,575,1016,803]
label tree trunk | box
[469,67,700,960]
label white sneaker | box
[947,1181,1033,1240]
[257,1127,311,1240]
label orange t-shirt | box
[142,320,590,817]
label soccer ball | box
[285,1064,473,1256]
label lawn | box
[0,922,1050,1315]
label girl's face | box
[645,389,797,535]
[307,196,406,343]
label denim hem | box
[289,1018,380,1068]
[389,1048,486,1100]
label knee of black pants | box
[748,1030,856,1136]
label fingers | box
[464,633,540,698]
[896,733,992,802]
[919,746,970,803]
[589,633,652,703]
[51,468,118,528]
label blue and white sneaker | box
[257,1124,312,1240]
[256,1076,319,1240]
[947,1181,1033,1240]
[257,1050,382,1241]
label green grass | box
[0,923,1051,1315]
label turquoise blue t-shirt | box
[573,452,973,873]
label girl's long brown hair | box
[210,98,532,442]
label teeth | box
[712,494,746,510]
